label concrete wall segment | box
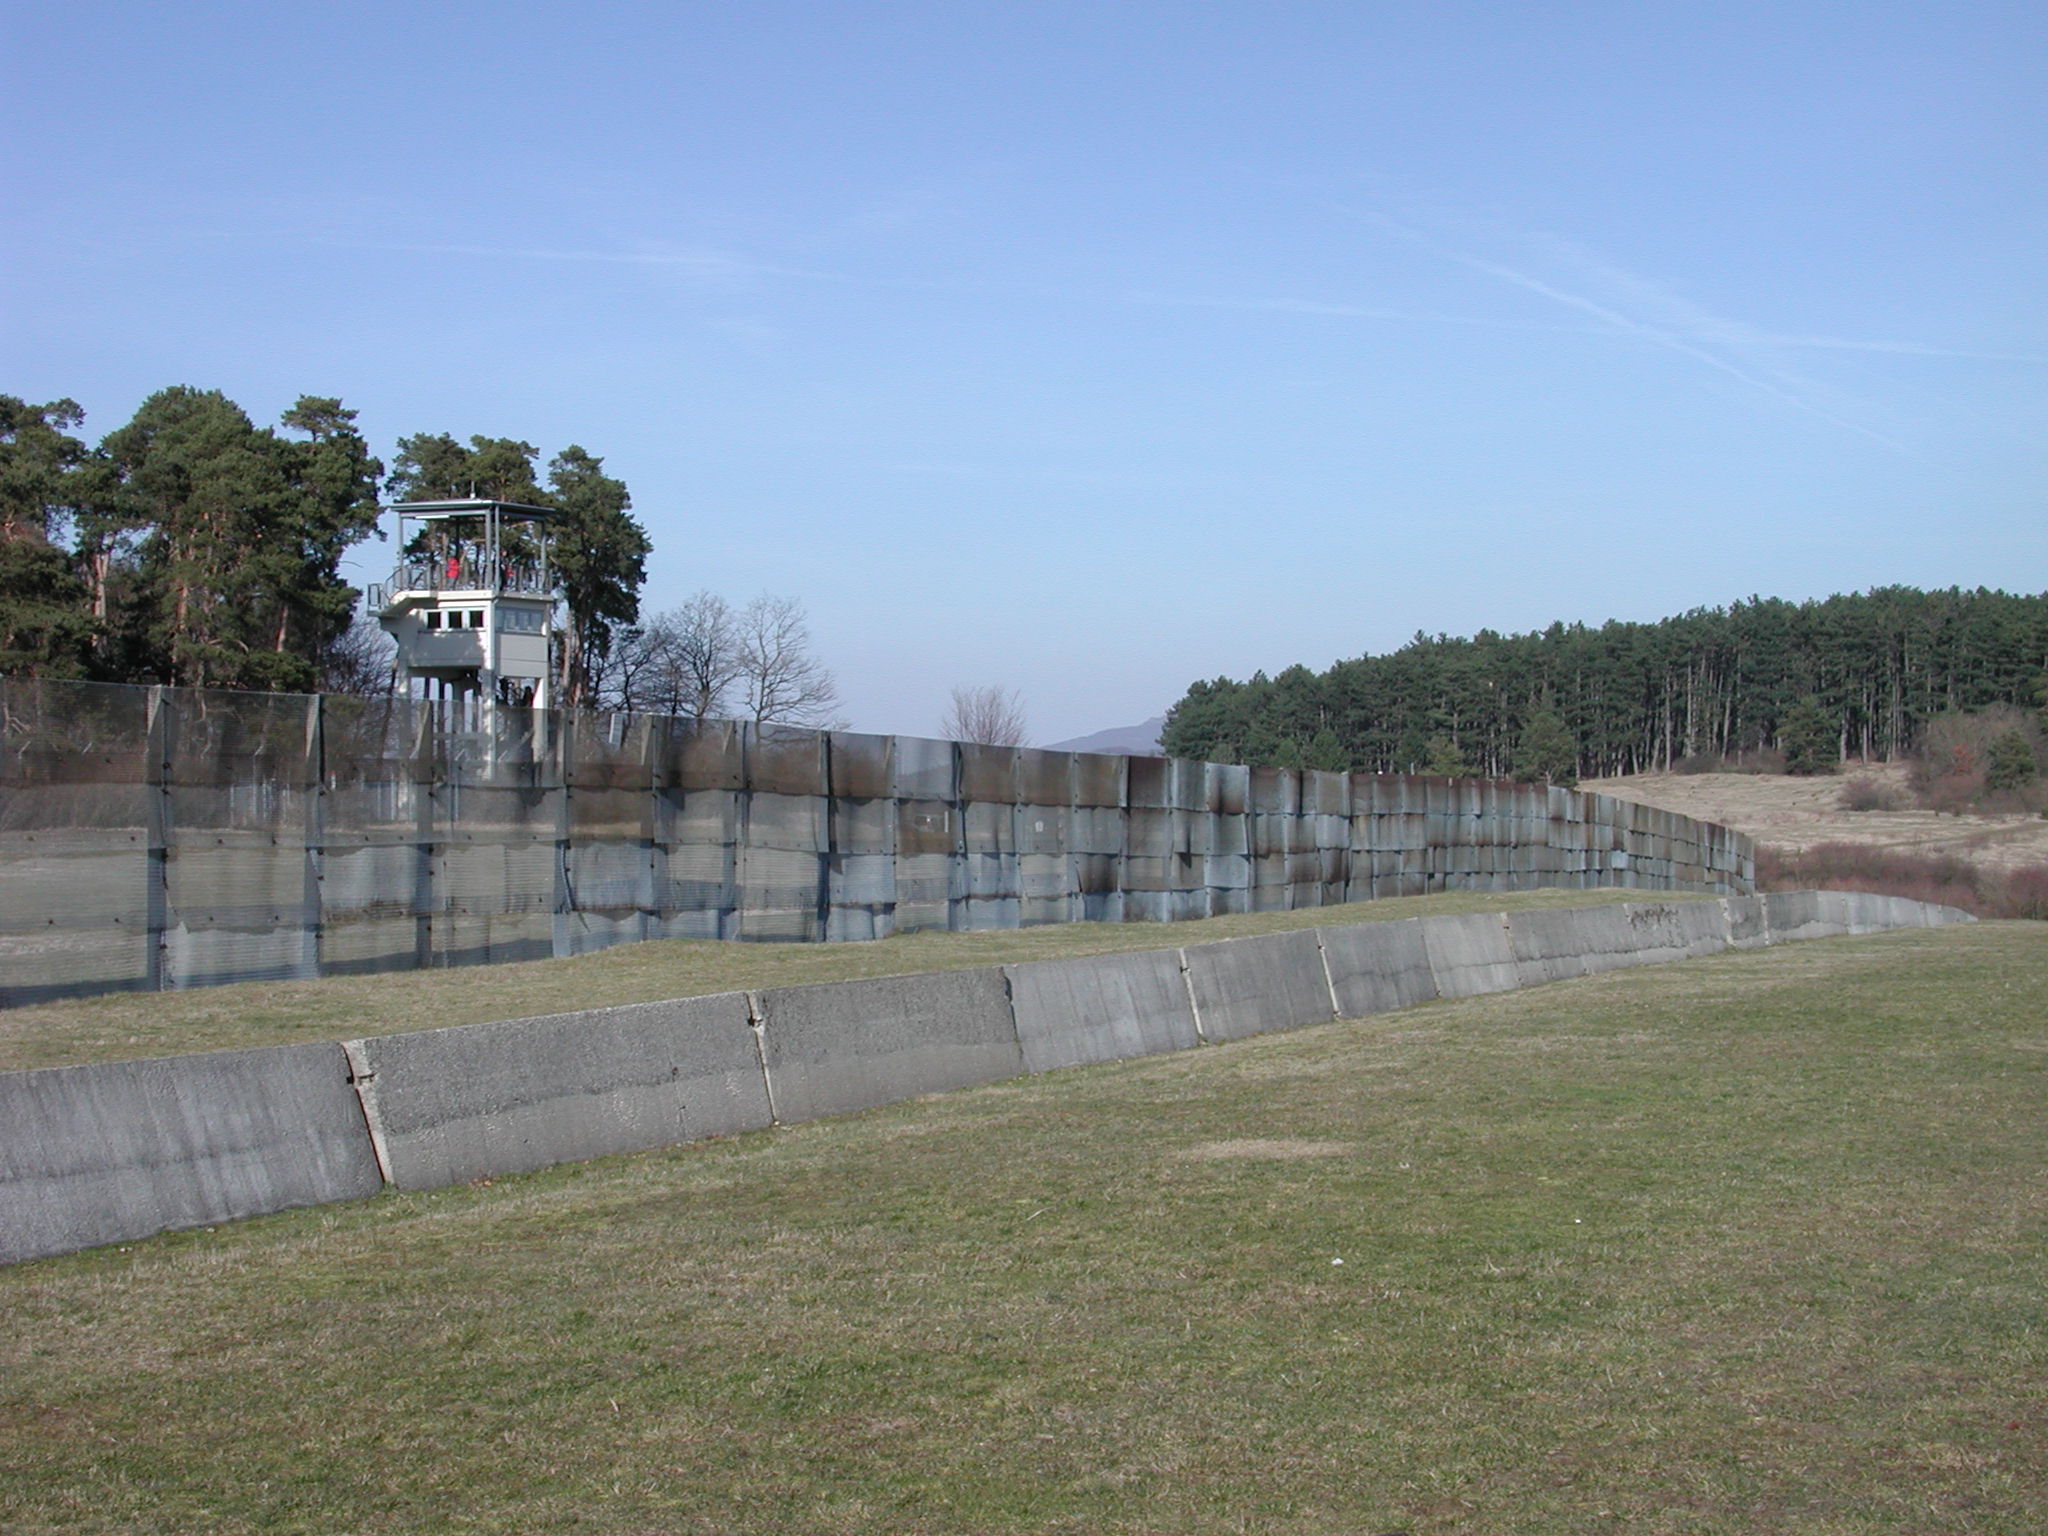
[1005,948,1200,1073]
[1319,918,1440,1017]
[342,992,769,1190]
[753,967,1023,1124]
[0,1043,382,1265]
[1181,928,1336,1043]
[1421,911,1521,998]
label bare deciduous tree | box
[736,593,843,728]
[319,616,396,697]
[603,590,744,719]
[941,684,1028,746]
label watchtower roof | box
[388,497,552,522]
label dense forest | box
[0,390,646,705]
[1161,588,2048,779]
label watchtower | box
[370,499,558,710]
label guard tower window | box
[426,611,441,630]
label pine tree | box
[1513,702,1579,787]
[0,396,95,676]
[1780,695,1837,775]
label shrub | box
[1985,730,2040,792]
[1910,707,2048,813]
[1839,775,1905,812]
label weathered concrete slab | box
[0,1043,382,1265]
[1611,901,1731,965]
[1504,905,1628,985]
[1318,918,1439,1017]
[1765,890,1850,942]
[1182,928,1335,1043]
[1421,911,1521,998]
[755,968,1023,1123]
[1723,894,1770,949]
[1006,948,1198,1073]
[343,992,767,1190]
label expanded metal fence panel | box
[1126,757,1171,810]
[1073,752,1124,809]
[0,680,1757,1000]
[0,680,156,1003]
[828,732,894,801]
[958,743,1018,806]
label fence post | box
[411,697,435,970]
[143,686,173,992]
[642,714,664,945]
[553,707,574,959]
[301,692,325,980]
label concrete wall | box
[341,993,769,1190]
[0,893,1971,1265]
[0,1043,382,1265]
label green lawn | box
[3,920,2042,1534]
[0,886,1707,1071]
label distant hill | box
[1044,716,1166,756]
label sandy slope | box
[1583,763,2048,873]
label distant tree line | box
[0,390,647,705]
[1160,588,2048,780]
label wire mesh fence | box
[0,678,1756,1005]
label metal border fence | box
[0,678,1755,1006]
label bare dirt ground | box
[1584,762,2048,872]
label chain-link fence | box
[0,677,1755,1005]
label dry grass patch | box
[3,923,2044,1533]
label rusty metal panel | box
[1073,852,1119,896]
[1126,756,1171,809]
[747,724,827,797]
[1249,766,1300,816]
[827,731,894,801]
[1122,889,1172,923]
[958,743,1019,805]
[1206,761,1249,816]
[1072,751,1125,808]
[656,716,744,792]
[1168,758,1205,812]
[1303,770,1349,817]
[1016,748,1072,808]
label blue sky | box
[4,1,2042,743]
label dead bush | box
[1913,706,2044,807]
[1838,775,1906,812]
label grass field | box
[0,886,1707,1072]
[3,918,2042,1534]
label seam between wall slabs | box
[1177,947,1208,1045]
